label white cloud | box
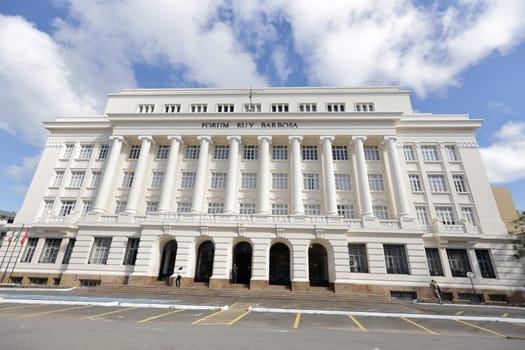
[487,101,514,115]
[4,153,41,196]
[480,121,525,183]
[271,47,292,83]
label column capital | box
[227,135,242,143]
[383,135,398,143]
[320,135,335,143]
[351,136,367,143]
[288,135,303,144]
[167,135,183,143]
[138,135,154,143]
[197,135,212,143]
[257,135,272,143]
[109,135,126,143]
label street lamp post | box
[466,271,475,302]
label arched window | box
[195,241,214,282]
[269,243,290,285]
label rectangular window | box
[177,202,192,213]
[243,145,258,160]
[364,145,380,160]
[208,202,224,214]
[272,145,288,160]
[146,201,158,214]
[446,249,471,277]
[332,145,348,160]
[415,206,428,226]
[89,237,112,264]
[445,145,458,161]
[122,171,134,188]
[409,174,422,192]
[43,199,55,213]
[217,104,234,112]
[403,145,415,161]
[475,250,496,278]
[241,173,257,190]
[52,171,64,187]
[425,248,444,276]
[98,144,109,159]
[38,238,62,264]
[69,171,85,188]
[373,205,389,220]
[78,144,93,160]
[59,200,75,216]
[214,145,229,160]
[62,144,74,159]
[368,174,384,191]
[348,244,368,273]
[271,103,289,112]
[211,172,227,189]
[62,239,76,264]
[272,173,288,190]
[185,145,200,159]
[335,174,352,191]
[355,103,375,112]
[137,104,155,113]
[299,103,317,112]
[90,171,101,188]
[180,172,196,189]
[337,204,355,219]
[327,103,345,112]
[304,204,321,215]
[428,175,447,192]
[129,145,141,159]
[421,145,439,161]
[190,104,207,113]
[115,201,127,214]
[240,202,256,215]
[453,175,467,193]
[81,200,93,217]
[436,206,455,225]
[461,207,477,226]
[123,238,140,265]
[384,245,409,274]
[156,145,170,159]
[303,173,320,191]
[272,203,288,215]
[164,104,181,113]
[302,145,318,160]
[21,238,38,263]
[151,171,164,188]
[243,103,261,112]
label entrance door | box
[158,240,177,280]
[233,242,252,284]
[195,241,214,283]
[269,243,290,285]
[308,244,329,287]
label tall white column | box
[125,136,153,213]
[321,136,338,216]
[384,136,411,217]
[158,136,182,213]
[93,135,125,213]
[289,136,304,215]
[224,136,241,213]
[257,136,272,214]
[191,136,211,213]
[352,136,374,217]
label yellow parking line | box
[137,309,183,323]
[401,317,439,335]
[455,319,505,337]
[192,310,225,324]
[227,310,251,326]
[81,307,137,320]
[455,311,464,315]
[18,305,91,318]
[0,304,47,312]
[348,314,367,332]
[501,312,509,317]
[293,313,301,329]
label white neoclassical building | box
[2,86,523,303]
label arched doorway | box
[158,240,177,280]
[308,243,329,287]
[233,242,252,284]
[195,240,214,283]
[269,243,290,285]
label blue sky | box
[0,0,524,213]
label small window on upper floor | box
[156,145,170,159]
[421,145,440,162]
[78,144,93,160]
[364,145,380,161]
[129,145,141,159]
[217,104,234,113]
[137,104,155,113]
[271,103,289,113]
[327,103,345,112]
[355,103,375,112]
[243,103,261,112]
[190,104,207,113]
[98,144,109,159]
[298,103,317,112]
[164,104,181,113]
[62,144,74,160]
[445,145,459,162]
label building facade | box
[2,87,524,302]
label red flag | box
[20,231,29,246]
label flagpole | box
[1,225,24,283]
[7,231,28,284]
[0,231,13,273]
